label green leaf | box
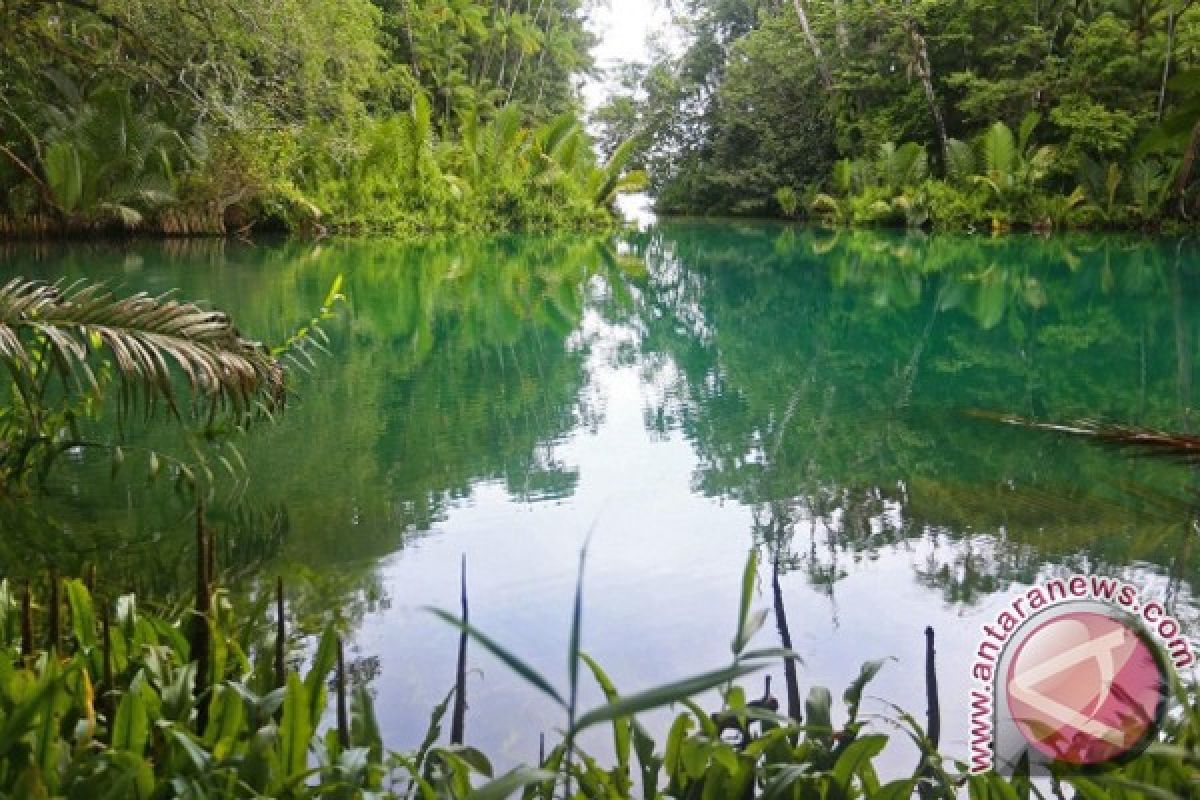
[304,625,338,726]
[280,672,312,778]
[571,662,766,734]
[761,764,810,800]
[580,653,631,772]
[426,608,565,708]
[467,766,556,800]
[434,744,494,777]
[567,542,588,723]
[351,684,382,762]
[872,778,917,800]
[43,141,82,211]
[831,734,887,788]
[64,579,97,651]
[664,712,693,778]
[202,685,245,761]
[28,660,71,793]
[167,726,212,773]
[631,719,662,797]
[112,687,149,754]
[732,548,759,655]
[844,659,888,721]
[805,686,833,737]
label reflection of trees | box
[628,223,1200,605]
[0,235,628,621]
[8,224,1200,620]
[252,236,619,560]
[0,498,289,599]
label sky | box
[583,0,674,109]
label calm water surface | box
[3,224,1200,768]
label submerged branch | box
[968,410,1200,465]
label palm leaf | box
[592,135,641,206]
[0,278,285,422]
[944,138,975,184]
[968,411,1200,465]
[980,121,1016,181]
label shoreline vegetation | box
[595,0,1200,234]
[1,2,644,241]
[0,540,1194,799]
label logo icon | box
[970,576,1192,775]
[1004,609,1168,766]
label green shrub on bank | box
[795,114,1190,234]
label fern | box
[944,138,976,185]
[980,121,1017,182]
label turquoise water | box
[2,224,1199,767]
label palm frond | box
[0,278,285,422]
[592,135,641,205]
[1017,112,1042,153]
[980,121,1016,180]
[944,138,975,185]
[831,158,855,194]
[968,410,1200,466]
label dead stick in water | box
[917,626,942,799]
[48,571,60,655]
[20,582,32,659]
[450,555,469,745]
[771,559,802,722]
[336,635,350,749]
[192,505,212,731]
[925,626,941,749]
[275,576,287,691]
[101,602,114,719]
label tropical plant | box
[0,548,1194,799]
[33,78,191,228]
[774,187,801,217]
[812,143,931,227]
[0,276,326,489]
[972,114,1058,219]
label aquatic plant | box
[0,537,1193,799]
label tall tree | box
[791,0,834,91]
[902,4,950,166]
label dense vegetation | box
[0,1,643,236]
[0,550,1195,799]
[597,0,1200,231]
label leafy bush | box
[0,549,1194,798]
[922,180,990,231]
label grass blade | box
[570,662,766,735]
[467,766,556,800]
[732,548,759,655]
[426,608,566,708]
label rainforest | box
[2,2,1200,799]
[0,0,643,237]
[596,0,1200,231]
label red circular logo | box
[1005,611,1167,765]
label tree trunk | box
[833,0,850,58]
[1160,9,1177,121]
[507,0,547,104]
[1175,117,1200,217]
[792,0,834,92]
[904,15,949,168]
[1162,2,1200,121]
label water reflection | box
[626,224,1200,607]
[2,225,1199,764]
